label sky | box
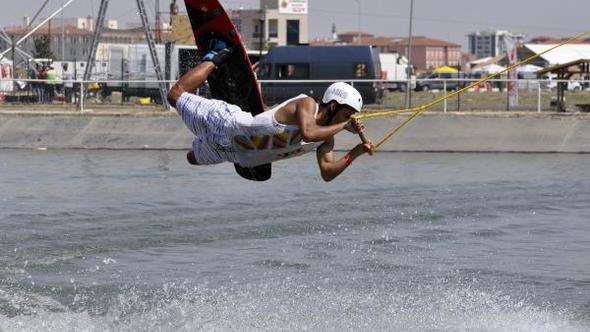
[0,0,588,49]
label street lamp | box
[353,0,361,43]
[405,0,415,108]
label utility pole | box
[155,0,162,43]
[48,18,52,56]
[405,0,415,109]
[259,6,266,58]
[11,35,16,90]
[353,0,361,43]
[61,0,66,61]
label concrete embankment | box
[1,110,590,153]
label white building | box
[468,30,525,58]
[232,0,309,51]
[48,17,119,31]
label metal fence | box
[1,78,589,113]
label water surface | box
[1,150,589,331]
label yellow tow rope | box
[354,28,590,150]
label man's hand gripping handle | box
[352,118,374,156]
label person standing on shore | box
[62,64,74,104]
[27,65,38,102]
[38,65,47,103]
[45,65,58,103]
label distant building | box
[468,30,525,58]
[337,31,376,44]
[48,17,96,30]
[2,21,156,61]
[170,0,309,51]
[101,28,150,45]
[311,31,402,53]
[332,32,401,53]
[2,25,93,61]
[390,37,462,72]
[311,32,461,72]
[49,17,119,31]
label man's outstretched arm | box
[167,62,216,107]
[316,138,373,182]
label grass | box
[382,89,590,112]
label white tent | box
[469,57,494,66]
[525,44,590,65]
[517,64,543,73]
[474,64,506,74]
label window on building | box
[253,20,262,38]
[277,63,309,79]
[268,19,278,38]
[286,20,300,45]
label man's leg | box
[167,38,233,107]
[167,62,216,107]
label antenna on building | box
[331,22,337,41]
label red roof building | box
[312,32,462,71]
[2,24,161,61]
[337,31,376,43]
[389,37,462,71]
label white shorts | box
[176,92,242,165]
[175,92,313,167]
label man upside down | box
[167,38,373,182]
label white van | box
[546,74,583,91]
[379,53,415,91]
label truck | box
[379,53,415,92]
[89,43,266,103]
[94,43,167,102]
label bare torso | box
[272,97,322,127]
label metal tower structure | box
[83,0,169,109]
[135,0,169,108]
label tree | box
[33,36,54,59]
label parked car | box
[415,72,467,92]
[547,80,583,91]
[257,45,383,105]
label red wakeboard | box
[184,0,271,181]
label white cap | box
[322,82,363,113]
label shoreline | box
[1,109,590,153]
